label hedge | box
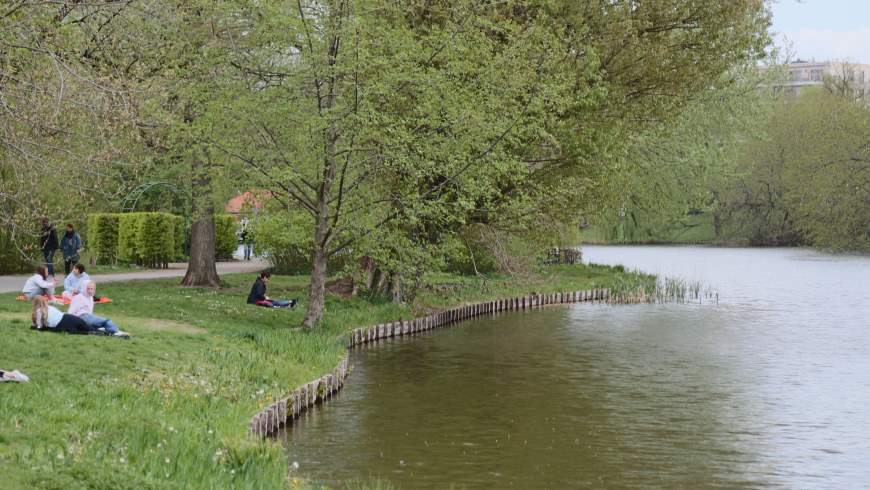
[87,213,121,265]
[117,213,182,268]
[87,212,235,267]
[214,215,238,261]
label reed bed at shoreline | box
[607,271,718,304]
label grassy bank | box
[0,264,649,489]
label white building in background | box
[783,59,870,97]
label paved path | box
[0,260,268,294]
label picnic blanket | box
[15,295,113,305]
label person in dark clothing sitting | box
[247,272,297,308]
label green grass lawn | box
[0,264,645,489]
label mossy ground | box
[0,264,646,489]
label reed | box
[608,273,717,304]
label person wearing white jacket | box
[62,263,90,300]
[21,265,56,299]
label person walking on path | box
[241,228,253,260]
[60,223,83,275]
[238,217,253,260]
[40,218,58,277]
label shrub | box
[87,213,121,265]
[171,214,186,260]
[116,212,184,268]
[0,230,33,274]
[252,212,312,274]
[214,215,238,261]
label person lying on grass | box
[0,369,29,382]
[246,272,297,308]
[68,281,130,338]
[61,262,90,301]
[31,296,108,335]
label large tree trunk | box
[181,208,220,287]
[181,157,219,287]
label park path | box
[0,260,268,294]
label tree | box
[0,1,141,262]
[211,0,581,327]
[65,1,250,286]
[728,88,870,250]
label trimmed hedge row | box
[214,214,238,261]
[118,213,185,268]
[86,213,121,265]
[89,212,184,267]
[88,213,237,267]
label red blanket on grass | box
[15,295,112,305]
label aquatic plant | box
[608,273,718,304]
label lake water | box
[283,246,870,489]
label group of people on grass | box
[22,264,129,338]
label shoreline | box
[249,288,611,437]
[0,265,642,489]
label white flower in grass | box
[165,457,170,464]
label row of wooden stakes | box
[250,287,611,437]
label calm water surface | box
[283,246,870,489]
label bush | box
[170,214,186,260]
[87,213,121,265]
[253,212,312,274]
[116,212,183,268]
[214,215,238,261]
[0,230,33,274]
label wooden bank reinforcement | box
[248,287,611,437]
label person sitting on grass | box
[68,281,130,338]
[22,265,57,300]
[31,296,103,335]
[246,272,297,308]
[62,263,90,301]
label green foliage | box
[253,212,314,274]
[0,3,146,242]
[724,87,870,250]
[0,230,32,274]
[213,215,237,261]
[172,215,186,260]
[116,213,185,267]
[87,214,122,265]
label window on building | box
[811,70,822,81]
